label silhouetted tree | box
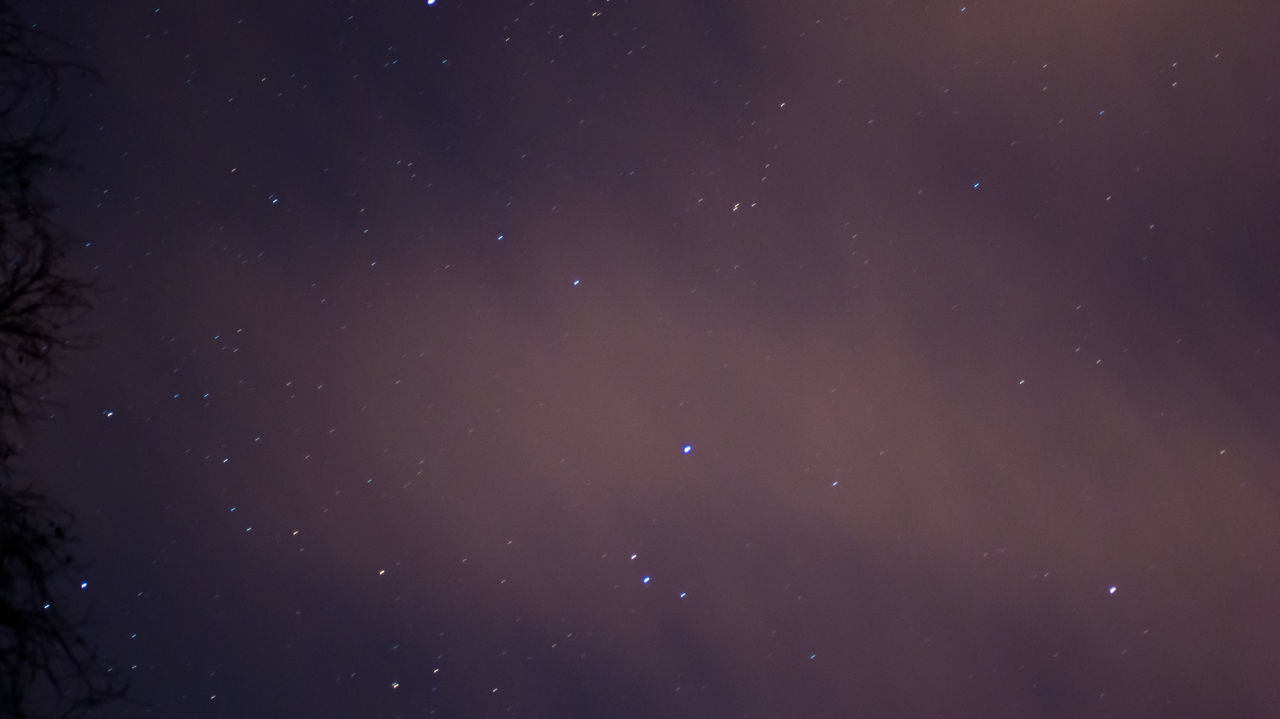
[0,3,129,716]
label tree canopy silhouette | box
[0,3,128,717]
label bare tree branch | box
[0,3,130,716]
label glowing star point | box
[682,444,693,454]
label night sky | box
[21,0,1280,716]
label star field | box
[23,0,1280,716]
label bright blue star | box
[642,576,651,584]
[682,444,693,454]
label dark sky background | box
[19,0,1280,716]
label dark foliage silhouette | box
[0,3,128,717]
